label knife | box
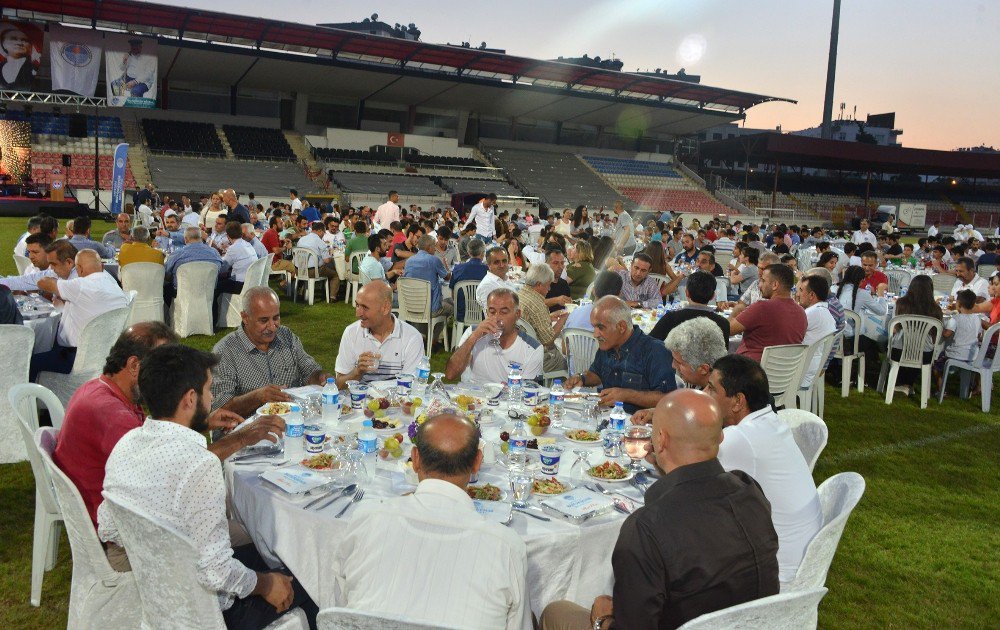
[513,507,551,522]
[231,451,281,463]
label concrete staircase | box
[120,115,152,188]
[216,127,235,160]
[284,131,330,193]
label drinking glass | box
[569,449,592,482]
[428,372,449,400]
[509,472,533,508]
[622,425,652,473]
[345,451,369,484]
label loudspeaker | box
[68,114,88,138]
[62,154,72,167]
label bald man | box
[333,413,530,629]
[222,187,252,224]
[334,281,424,388]
[541,390,779,630]
[31,249,129,380]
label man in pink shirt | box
[373,190,401,229]
[729,263,807,362]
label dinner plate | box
[370,420,405,435]
[255,402,295,417]
[585,466,635,484]
[465,484,508,502]
[563,429,602,444]
[532,478,572,496]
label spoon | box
[308,483,358,510]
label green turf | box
[0,216,997,629]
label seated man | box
[796,274,837,388]
[403,235,453,341]
[241,224,268,259]
[613,253,663,309]
[665,316,728,390]
[695,249,724,277]
[118,226,165,267]
[98,344,317,627]
[297,220,340,298]
[730,263,807,362]
[20,233,53,274]
[858,250,889,296]
[215,220,259,321]
[211,287,330,417]
[450,237,488,320]
[649,271,729,341]
[154,212,186,250]
[728,250,778,316]
[564,296,677,412]
[53,323,283,533]
[705,355,824,584]
[445,288,543,384]
[334,412,529,628]
[544,248,573,310]
[517,263,569,373]
[1,235,69,292]
[950,256,989,302]
[540,390,779,630]
[31,249,128,380]
[67,215,112,259]
[102,212,132,250]
[334,281,423,388]
[359,234,399,283]
[163,227,224,306]
[476,246,514,310]
[564,270,623,332]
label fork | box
[595,482,644,505]
[233,458,288,468]
[335,489,365,518]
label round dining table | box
[223,383,650,620]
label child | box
[935,289,983,393]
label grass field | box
[1,215,997,629]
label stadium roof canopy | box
[700,133,1000,178]
[6,0,795,136]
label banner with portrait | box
[105,34,157,108]
[110,143,130,215]
[50,25,104,97]
[0,20,44,92]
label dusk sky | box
[161,0,999,151]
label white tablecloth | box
[18,296,61,353]
[225,392,644,618]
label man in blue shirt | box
[222,188,252,224]
[672,233,699,265]
[68,215,112,259]
[564,295,676,413]
[299,198,322,224]
[155,212,186,250]
[449,238,488,321]
[163,227,223,306]
[404,235,453,347]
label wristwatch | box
[593,615,613,630]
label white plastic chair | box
[397,277,449,356]
[677,587,828,629]
[35,428,142,628]
[835,310,865,398]
[794,332,838,417]
[452,280,484,350]
[648,273,671,301]
[345,251,367,305]
[562,327,599,376]
[931,272,956,297]
[782,472,866,594]
[516,317,539,341]
[775,409,829,473]
[714,277,729,304]
[217,255,269,328]
[100,492,307,630]
[884,269,911,294]
[880,315,944,408]
[317,607,463,630]
[760,344,809,410]
[38,306,130,408]
[0,325,34,463]
[938,321,1000,412]
[292,247,329,306]
[11,384,64,606]
[120,262,166,325]
[978,264,997,279]
[14,253,31,275]
[169,261,218,338]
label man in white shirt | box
[359,234,399,284]
[796,275,837,388]
[297,221,341,299]
[32,249,128,380]
[927,221,940,238]
[445,288,544,384]
[334,281,423,387]
[289,189,303,214]
[464,193,497,242]
[950,256,990,302]
[2,238,77,292]
[612,199,635,255]
[14,215,47,257]
[704,355,824,584]
[476,246,514,310]
[214,221,258,322]
[321,216,346,250]
[240,224,268,259]
[98,344,317,627]
[334,412,530,629]
[851,219,877,246]
[208,214,230,251]
[373,190,401,230]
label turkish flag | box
[387,132,405,147]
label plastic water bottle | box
[549,379,565,426]
[609,402,628,432]
[655,302,665,319]
[285,404,304,438]
[507,362,523,404]
[508,418,528,471]
[416,355,431,390]
[357,420,378,481]
[321,377,340,424]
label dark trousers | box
[215,278,245,324]
[163,283,177,308]
[29,344,77,382]
[889,347,934,387]
[223,545,318,630]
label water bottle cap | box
[362,419,373,427]
[553,379,562,385]
[290,404,301,412]
[614,401,623,407]
[327,377,334,383]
